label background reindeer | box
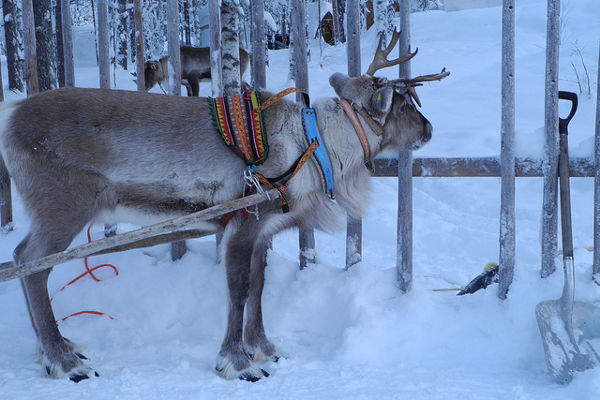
[144,46,250,96]
[0,30,447,382]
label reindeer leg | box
[244,233,283,363]
[216,229,267,381]
[189,78,199,97]
[16,224,97,382]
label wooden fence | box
[1,0,598,298]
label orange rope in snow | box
[52,224,119,322]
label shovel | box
[535,91,600,383]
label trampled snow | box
[1,1,599,398]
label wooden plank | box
[0,189,280,282]
[498,0,515,300]
[541,0,560,278]
[372,157,595,178]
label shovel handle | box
[558,91,578,135]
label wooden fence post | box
[133,0,145,92]
[291,0,315,270]
[345,0,362,269]
[61,0,75,87]
[208,0,223,262]
[397,0,412,292]
[22,0,38,96]
[0,36,10,230]
[251,0,266,89]
[208,0,223,97]
[541,0,560,278]
[167,0,186,260]
[167,0,181,97]
[97,0,110,89]
[498,0,516,299]
[593,43,600,282]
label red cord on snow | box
[52,224,119,322]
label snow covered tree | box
[143,0,167,59]
[116,0,129,70]
[374,0,392,43]
[2,0,24,92]
[33,0,56,91]
[331,0,345,44]
[55,0,65,87]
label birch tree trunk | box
[97,0,110,89]
[133,0,145,92]
[2,0,24,92]
[61,0,75,87]
[221,0,241,96]
[33,0,55,92]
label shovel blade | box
[535,300,598,383]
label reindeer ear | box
[371,87,393,114]
[329,72,349,96]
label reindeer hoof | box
[239,369,269,382]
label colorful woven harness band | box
[208,89,269,165]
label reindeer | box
[144,45,250,96]
[0,30,447,383]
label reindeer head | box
[329,29,449,152]
[143,56,169,91]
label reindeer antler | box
[390,68,451,107]
[391,68,451,87]
[366,29,418,76]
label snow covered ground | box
[1,0,599,398]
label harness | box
[208,87,386,225]
[208,88,335,223]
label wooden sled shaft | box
[0,189,280,283]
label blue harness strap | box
[301,108,334,199]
